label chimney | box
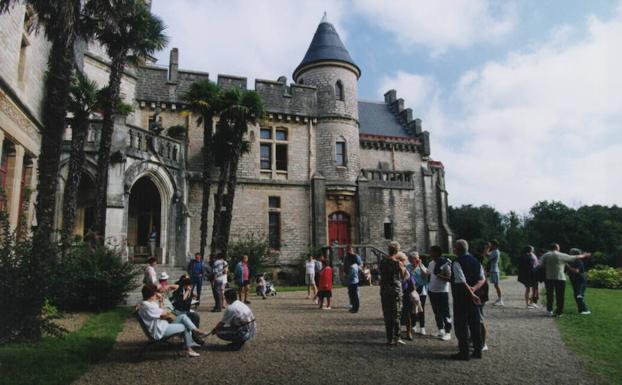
[168,48,179,83]
[384,89,396,104]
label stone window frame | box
[335,137,347,168]
[268,196,281,250]
[259,126,288,176]
[335,80,344,101]
[383,217,393,240]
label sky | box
[151,0,622,214]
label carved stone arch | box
[123,160,177,202]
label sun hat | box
[159,272,170,281]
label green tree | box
[525,201,580,251]
[0,0,91,340]
[62,70,99,251]
[89,0,167,237]
[448,204,504,252]
[212,89,263,255]
[183,80,222,256]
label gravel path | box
[74,278,594,385]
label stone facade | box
[0,8,451,269]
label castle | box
[0,5,452,269]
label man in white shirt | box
[143,257,158,286]
[211,288,256,350]
[426,246,452,341]
[212,254,228,312]
[305,255,318,299]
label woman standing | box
[380,241,408,346]
[518,245,539,308]
[411,252,429,335]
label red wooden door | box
[328,212,350,256]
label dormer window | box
[335,80,344,101]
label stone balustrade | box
[361,169,414,188]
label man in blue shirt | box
[187,253,205,305]
[347,260,361,313]
[451,239,485,360]
[484,240,503,306]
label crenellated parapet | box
[383,89,430,156]
[255,77,317,117]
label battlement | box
[382,89,430,156]
[255,77,317,117]
[217,74,247,90]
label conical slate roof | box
[293,15,360,79]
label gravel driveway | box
[74,278,594,385]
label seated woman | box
[210,288,256,350]
[138,284,208,357]
[171,277,201,327]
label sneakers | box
[419,327,426,336]
[531,303,540,308]
[322,307,331,310]
[547,310,554,317]
[436,330,445,338]
[413,325,419,334]
[186,350,200,357]
[580,310,591,315]
[396,339,406,345]
[482,344,489,351]
[441,332,451,341]
[493,298,504,306]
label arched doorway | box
[128,176,161,260]
[73,174,96,239]
[328,211,350,256]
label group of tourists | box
[138,253,257,358]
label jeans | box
[348,284,360,312]
[545,279,566,315]
[214,282,224,310]
[173,309,200,327]
[429,291,452,333]
[416,295,427,327]
[162,313,197,348]
[191,276,203,300]
[571,277,588,313]
[216,322,256,345]
[453,296,482,355]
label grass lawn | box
[0,309,129,385]
[556,282,622,384]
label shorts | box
[305,273,315,285]
[318,290,332,299]
[489,272,500,285]
[242,280,250,286]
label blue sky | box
[151,0,622,213]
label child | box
[317,259,333,309]
[256,273,267,300]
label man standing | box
[212,253,228,312]
[347,259,361,313]
[187,253,205,305]
[451,239,485,360]
[484,240,503,306]
[148,226,158,257]
[305,255,318,300]
[427,246,452,341]
[143,257,158,286]
[344,245,362,310]
[540,244,590,316]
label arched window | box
[335,80,344,101]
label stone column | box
[311,173,327,250]
[8,144,24,229]
[356,174,369,245]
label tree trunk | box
[93,52,127,238]
[218,142,242,256]
[199,114,215,256]
[29,30,77,340]
[210,158,229,254]
[61,111,89,252]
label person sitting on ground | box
[518,245,540,308]
[566,248,591,315]
[143,257,158,286]
[305,255,318,300]
[317,259,333,310]
[235,255,252,304]
[362,264,372,286]
[138,284,209,357]
[172,277,201,327]
[210,288,256,350]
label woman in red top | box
[317,259,333,309]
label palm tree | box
[0,0,89,339]
[213,89,263,255]
[88,0,167,237]
[183,80,221,256]
[62,70,99,251]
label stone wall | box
[295,65,358,119]
[359,146,422,171]
[365,187,419,253]
[315,119,360,182]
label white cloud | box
[354,0,516,54]
[379,7,622,212]
[150,0,347,83]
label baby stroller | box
[255,273,277,298]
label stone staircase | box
[123,264,188,307]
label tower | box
[293,13,361,183]
[295,14,362,251]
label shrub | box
[587,266,622,289]
[227,232,278,278]
[49,244,141,311]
